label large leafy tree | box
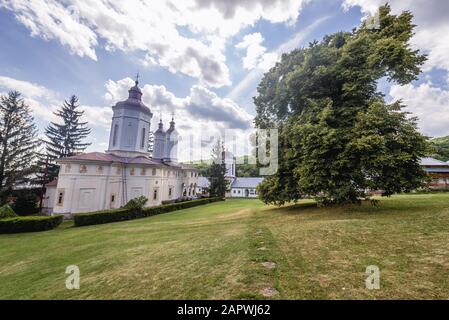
[256,5,430,205]
[0,91,40,202]
[208,139,227,198]
[43,95,91,181]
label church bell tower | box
[107,76,153,157]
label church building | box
[45,78,198,217]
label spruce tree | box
[208,139,227,198]
[43,95,91,181]
[0,91,40,202]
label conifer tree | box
[0,91,40,202]
[43,95,91,181]
[208,139,227,198]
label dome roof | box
[155,119,165,134]
[166,116,176,133]
[113,80,152,116]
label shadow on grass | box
[263,199,429,220]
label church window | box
[152,168,157,176]
[141,128,146,149]
[112,124,119,146]
[168,187,172,198]
[153,188,158,200]
[79,165,87,173]
[65,164,71,173]
[130,168,135,175]
[110,194,115,205]
[141,168,146,175]
[97,165,103,173]
[57,190,64,206]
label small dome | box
[167,116,176,133]
[128,80,142,100]
[113,79,152,116]
[155,119,165,134]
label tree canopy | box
[256,5,430,205]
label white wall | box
[51,162,197,217]
[230,188,258,198]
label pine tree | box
[0,91,40,203]
[208,139,227,198]
[43,95,91,181]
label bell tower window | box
[112,124,119,146]
[141,128,146,149]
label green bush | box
[0,215,63,234]
[0,204,17,219]
[123,196,148,210]
[11,190,39,216]
[74,197,224,227]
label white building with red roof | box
[47,79,198,217]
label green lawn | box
[1,193,449,299]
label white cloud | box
[235,33,268,70]
[0,0,310,88]
[227,16,329,103]
[0,75,111,128]
[105,77,253,130]
[0,76,54,99]
[389,82,449,138]
[342,0,449,73]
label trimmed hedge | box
[74,197,224,227]
[0,215,64,234]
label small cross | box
[135,72,140,84]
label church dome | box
[155,119,165,134]
[166,116,176,133]
[113,79,152,116]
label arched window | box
[112,124,119,146]
[141,128,146,149]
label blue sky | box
[0,0,448,160]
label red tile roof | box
[57,152,196,169]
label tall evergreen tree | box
[43,95,91,181]
[208,139,227,198]
[0,91,40,202]
[256,5,430,205]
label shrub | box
[123,196,148,210]
[74,197,224,227]
[0,215,63,234]
[0,204,17,219]
[11,190,39,216]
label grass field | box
[1,193,449,299]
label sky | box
[0,0,448,161]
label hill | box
[431,136,449,162]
